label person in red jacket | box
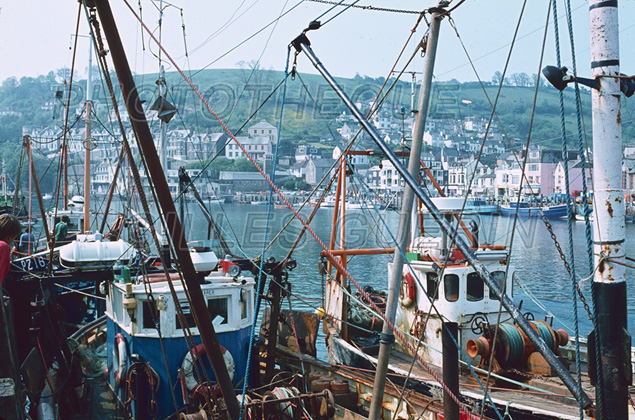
[0,214,21,286]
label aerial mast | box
[83,33,93,233]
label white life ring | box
[181,343,235,392]
[114,333,128,388]
[399,272,417,307]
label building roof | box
[249,119,276,130]
[290,160,309,169]
[308,158,336,168]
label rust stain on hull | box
[606,200,614,217]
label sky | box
[1,0,635,85]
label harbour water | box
[181,203,634,342]
[30,198,635,353]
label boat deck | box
[377,346,598,419]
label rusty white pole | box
[588,0,630,418]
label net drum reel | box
[466,319,569,376]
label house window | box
[512,176,519,184]
[502,174,509,183]
[262,129,265,133]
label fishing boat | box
[500,199,568,218]
[272,1,631,419]
[3,1,632,419]
[466,198,499,215]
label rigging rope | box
[563,0,604,415]
[474,2,532,417]
[240,45,292,420]
[550,1,583,417]
[174,0,307,84]
[121,0,472,411]
[48,2,83,266]
[307,0,423,15]
[225,0,291,125]
[88,7,209,414]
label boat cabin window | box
[240,289,249,320]
[444,274,459,302]
[208,297,229,325]
[176,297,230,329]
[176,303,197,330]
[142,301,158,329]
[466,272,484,302]
[489,271,507,299]
[426,272,439,301]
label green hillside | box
[2,67,635,151]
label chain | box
[542,217,593,322]
[306,0,423,14]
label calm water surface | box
[36,199,634,352]
[183,204,635,342]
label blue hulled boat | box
[500,201,568,218]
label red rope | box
[118,0,471,413]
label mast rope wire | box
[240,45,292,420]
[318,0,362,27]
[477,3,551,417]
[87,10,193,416]
[437,1,587,80]
[448,12,596,323]
[121,0,475,413]
[87,7,216,414]
[339,147,504,420]
[550,1,584,417]
[225,0,291,126]
[269,12,430,258]
[48,2,83,269]
[562,0,605,414]
[185,0,254,57]
[171,0,307,88]
[307,0,423,15]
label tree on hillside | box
[492,71,503,86]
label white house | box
[379,159,404,192]
[225,136,272,161]
[248,120,277,144]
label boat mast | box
[158,65,168,171]
[83,34,93,233]
[92,2,241,419]
[368,6,444,420]
[588,0,630,416]
[293,30,593,411]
